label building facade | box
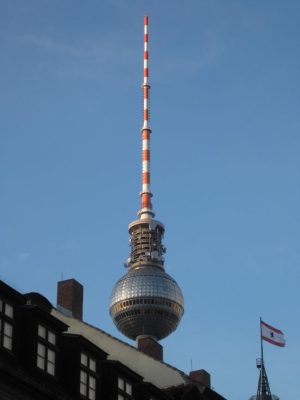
[0,279,225,400]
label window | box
[36,324,56,376]
[117,376,133,400]
[0,299,14,351]
[80,352,97,400]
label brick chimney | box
[57,279,83,320]
[137,336,163,361]
[189,369,211,388]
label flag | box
[261,320,285,347]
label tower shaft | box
[130,15,164,270]
[140,15,153,219]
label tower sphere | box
[109,265,184,341]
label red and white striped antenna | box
[139,15,154,219]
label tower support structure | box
[255,358,272,400]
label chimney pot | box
[137,336,163,361]
[189,369,211,388]
[57,279,83,320]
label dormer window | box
[118,376,133,400]
[36,324,56,376]
[0,299,14,351]
[80,351,97,400]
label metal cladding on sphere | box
[109,265,184,341]
[109,16,184,342]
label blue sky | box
[1,1,299,399]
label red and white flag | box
[261,320,285,347]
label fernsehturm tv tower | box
[109,16,184,343]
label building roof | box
[52,307,189,389]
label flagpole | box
[260,317,264,395]
[260,317,264,364]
